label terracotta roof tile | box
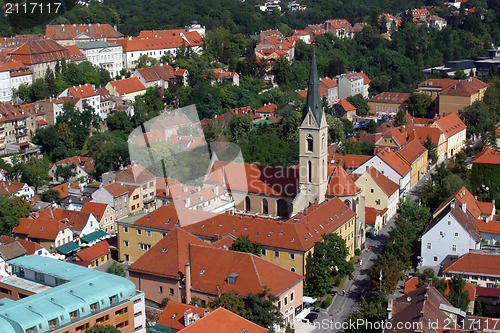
[13,218,68,240]
[110,33,202,53]
[440,77,489,96]
[425,202,480,241]
[326,164,361,197]
[0,241,27,260]
[328,154,370,170]
[364,167,399,196]
[75,240,110,261]
[50,182,80,199]
[178,307,267,333]
[81,202,109,221]
[443,251,500,277]
[368,92,411,104]
[408,125,444,146]
[471,147,500,165]
[397,139,427,164]
[432,113,467,138]
[418,78,458,89]
[376,148,411,177]
[46,24,124,40]
[434,186,492,219]
[365,207,387,225]
[335,99,356,112]
[53,155,95,174]
[109,77,146,95]
[256,103,278,114]
[116,165,155,184]
[103,182,129,197]
[38,208,93,232]
[9,39,70,65]
[157,301,209,331]
[474,219,500,234]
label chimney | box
[387,299,393,320]
[462,201,467,213]
[185,263,191,304]
[450,200,455,209]
[185,196,190,208]
[213,186,218,196]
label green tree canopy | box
[106,262,126,277]
[230,235,262,256]
[0,196,32,235]
[39,189,62,203]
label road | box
[303,167,435,333]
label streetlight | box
[379,269,383,292]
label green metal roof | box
[80,230,108,244]
[56,242,80,254]
[76,41,120,49]
[302,49,324,126]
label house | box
[59,84,102,118]
[36,96,82,125]
[337,72,370,100]
[45,23,124,46]
[364,207,387,234]
[415,78,458,101]
[127,228,304,324]
[75,240,111,268]
[319,77,339,107]
[8,39,71,79]
[49,182,81,201]
[92,182,130,220]
[328,153,371,173]
[438,77,489,115]
[177,307,267,333]
[334,99,356,121]
[105,77,147,102]
[2,61,32,94]
[352,166,400,221]
[155,301,210,332]
[48,155,95,183]
[0,103,32,148]
[352,148,412,196]
[76,41,123,77]
[255,103,278,118]
[132,64,188,89]
[110,32,203,69]
[430,113,467,159]
[0,180,34,198]
[207,68,240,86]
[421,199,481,267]
[13,218,73,251]
[375,127,410,149]
[95,87,115,116]
[325,19,354,39]
[367,92,411,115]
[408,125,447,163]
[115,165,156,212]
[81,201,116,234]
[0,235,55,276]
[255,35,296,62]
[434,186,495,222]
[37,207,100,237]
[0,255,145,333]
[443,251,500,288]
[396,139,428,187]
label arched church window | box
[307,135,313,152]
[262,199,269,215]
[245,196,251,211]
[308,161,312,183]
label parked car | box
[304,312,319,323]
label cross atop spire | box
[302,48,323,125]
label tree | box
[226,115,253,142]
[461,101,496,138]
[85,325,120,333]
[393,109,407,127]
[345,296,386,333]
[245,287,283,328]
[190,296,202,306]
[106,111,134,134]
[208,291,247,317]
[366,120,378,134]
[20,158,50,193]
[326,114,345,143]
[161,297,170,309]
[230,235,262,255]
[0,196,31,235]
[55,164,77,182]
[39,189,61,203]
[447,275,469,312]
[106,262,126,277]
[408,93,433,118]
[306,233,353,297]
[346,94,370,115]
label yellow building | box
[430,113,467,159]
[105,77,147,102]
[367,92,411,115]
[415,78,458,101]
[117,198,356,277]
[126,186,142,215]
[438,78,489,115]
[81,202,117,234]
[396,139,428,187]
[409,125,447,164]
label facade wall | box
[0,70,11,102]
[100,206,116,233]
[368,101,407,115]
[128,187,143,215]
[439,92,485,115]
[129,270,182,305]
[82,45,123,77]
[117,223,165,262]
[421,211,480,267]
[353,156,409,196]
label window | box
[170,288,174,295]
[134,311,142,317]
[261,249,266,256]
[26,327,36,333]
[124,254,129,261]
[427,243,431,250]
[48,318,57,328]
[137,229,142,235]
[452,245,457,252]
[284,296,288,306]
[143,184,147,190]
[289,253,295,260]
[149,181,154,187]
[146,230,152,237]
[123,226,128,233]
[278,300,282,309]
[375,199,381,205]
[115,307,128,315]
[159,286,163,294]
[76,323,89,332]
[34,271,45,282]
[291,292,294,301]
[291,267,296,273]
[433,256,438,262]
[139,243,151,251]
[90,302,99,312]
[455,232,459,237]
[448,221,451,225]
[274,251,280,258]
[124,241,129,247]
[306,135,313,152]
[370,189,374,193]
[109,295,118,304]
[116,321,128,328]
[308,161,312,183]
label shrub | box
[321,296,333,308]
[355,248,362,256]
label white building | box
[4,61,32,94]
[59,84,103,119]
[352,148,411,197]
[76,41,123,77]
[0,63,12,102]
[421,199,481,268]
[337,72,370,99]
[0,180,35,198]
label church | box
[206,51,366,250]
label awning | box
[80,230,108,244]
[57,242,80,254]
[303,296,318,304]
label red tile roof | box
[335,99,356,112]
[2,61,32,77]
[116,165,155,184]
[408,125,444,146]
[471,147,500,165]
[178,307,267,333]
[157,301,209,331]
[365,207,387,225]
[418,78,458,90]
[75,240,110,261]
[46,24,124,40]
[320,77,338,88]
[443,279,476,301]
[425,202,480,242]
[81,202,109,221]
[440,77,489,96]
[103,182,129,197]
[66,84,96,99]
[443,251,500,277]
[328,154,371,170]
[111,33,202,53]
[432,113,467,138]
[368,92,411,104]
[0,236,44,255]
[326,164,361,197]
[9,40,70,65]
[379,127,409,147]
[38,208,93,232]
[397,139,427,164]
[403,276,420,294]
[434,186,494,219]
[52,155,95,174]
[256,103,278,114]
[50,182,80,199]
[364,167,399,196]
[476,286,500,298]
[376,148,411,177]
[108,77,146,95]
[65,45,86,61]
[13,218,68,240]
[474,219,500,234]
[212,235,235,250]
[128,228,211,279]
[0,181,30,196]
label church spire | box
[302,49,323,125]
